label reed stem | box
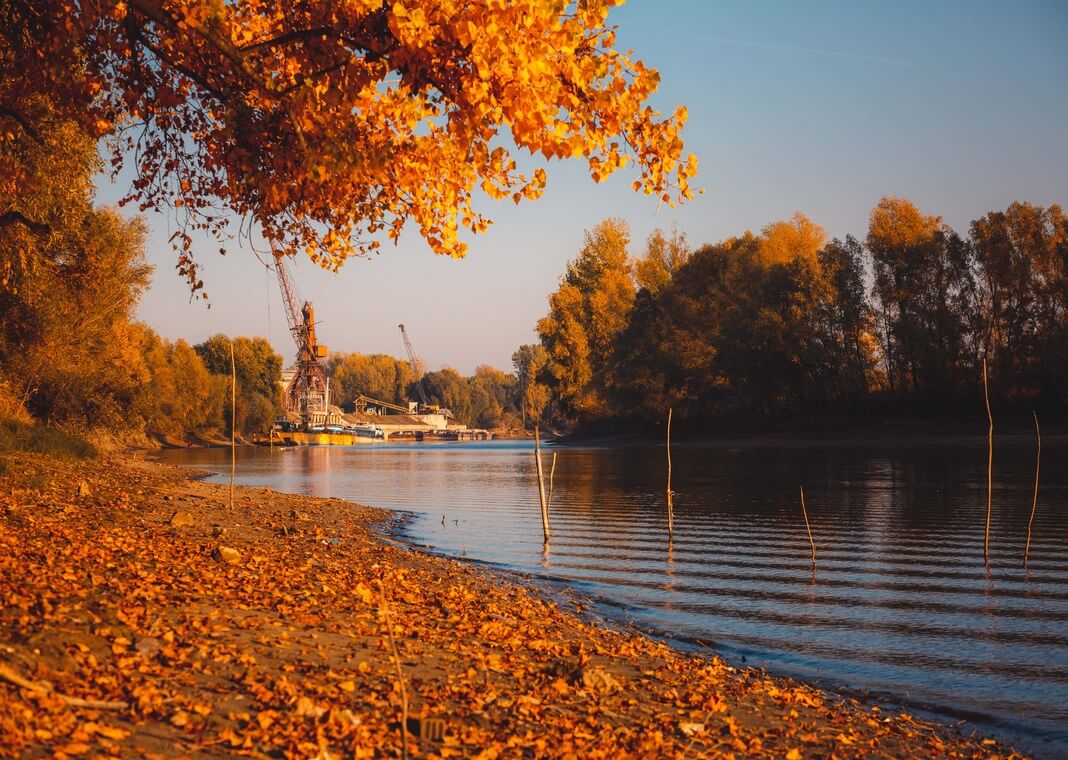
[800,484,816,568]
[1025,410,1041,569]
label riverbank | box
[0,451,1019,758]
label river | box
[158,437,1068,756]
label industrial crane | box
[272,248,330,428]
[398,323,433,411]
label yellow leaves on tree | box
[758,212,827,268]
[2,0,697,292]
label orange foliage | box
[758,212,826,267]
[1,0,697,290]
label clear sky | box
[95,0,1068,375]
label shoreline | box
[0,451,1024,757]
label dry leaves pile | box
[0,452,1019,758]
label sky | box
[94,0,1068,375]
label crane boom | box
[271,246,330,427]
[274,253,304,346]
[398,323,430,408]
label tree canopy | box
[1,0,696,292]
[530,200,1068,431]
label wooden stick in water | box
[983,359,993,563]
[1025,410,1041,569]
[547,451,557,512]
[666,407,674,535]
[230,339,236,510]
[534,425,550,543]
[800,484,816,568]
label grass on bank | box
[0,419,97,461]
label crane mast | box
[273,249,330,428]
[398,323,430,410]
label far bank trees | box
[530,199,1067,431]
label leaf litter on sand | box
[0,451,1023,758]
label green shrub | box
[0,419,98,459]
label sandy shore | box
[0,451,1021,758]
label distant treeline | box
[327,353,522,430]
[521,201,1067,432]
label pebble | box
[169,510,195,528]
[214,545,240,564]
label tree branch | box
[126,0,308,151]
[0,108,43,143]
[0,210,50,236]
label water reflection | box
[162,438,1068,754]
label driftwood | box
[0,663,128,710]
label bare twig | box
[376,580,409,760]
[1025,410,1041,569]
[800,484,816,569]
[0,664,128,710]
[983,359,993,564]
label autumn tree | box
[329,352,413,411]
[421,367,473,425]
[633,226,692,294]
[2,0,696,291]
[195,334,283,434]
[512,343,549,427]
[468,365,517,430]
[137,328,225,438]
[538,218,636,420]
[757,212,826,268]
[0,113,154,430]
[867,197,974,405]
[970,202,1068,403]
[815,236,879,402]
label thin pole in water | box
[1025,410,1041,569]
[983,359,993,564]
[230,339,236,510]
[547,451,557,513]
[666,407,674,535]
[800,484,816,569]
[534,425,550,544]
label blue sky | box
[95,0,1068,375]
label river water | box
[158,438,1068,755]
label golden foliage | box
[2,0,697,290]
[758,212,826,267]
